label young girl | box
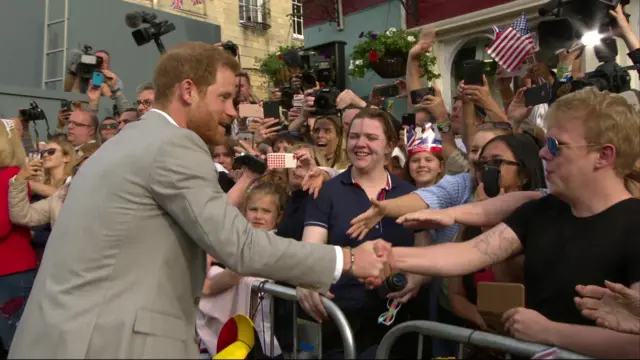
[197,183,288,358]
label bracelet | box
[111,88,120,94]
[344,246,355,275]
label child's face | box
[245,194,280,231]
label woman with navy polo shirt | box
[296,107,432,358]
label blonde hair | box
[44,137,77,188]
[313,115,349,170]
[153,42,241,107]
[546,87,640,195]
[0,119,26,168]
[243,182,288,227]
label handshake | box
[343,239,394,288]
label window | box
[292,0,304,39]
[239,0,264,23]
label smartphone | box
[263,101,281,119]
[401,113,416,127]
[232,153,267,175]
[374,84,400,98]
[481,166,501,198]
[524,83,553,107]
[60,100,72,112]
[267,153,297,169]
[292,94,305,108]
[463,59,484,86]
[91,71,104,87]
[410,87,435,105]
[235,132,254,143]
[238,104,263,118]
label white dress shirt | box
[150,109,344,283]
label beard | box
[186,101,227,146]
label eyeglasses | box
[135,100,153,108]
[68,120,92,128]
[100,123,119,130]
[545,136,600,157]
[474,158,520,170]
[40,148,57,156]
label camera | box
[75,45,103,79]
[19,101,46,121]
[221,41,239,58]
[312,87,341,116]
[279,85,296,110]
[377,273,407,299]
[571,61,631,94]
[125,10,176,53]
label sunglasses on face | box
[135,100,153,108]
[100,123,119,130]
[474,158,520,170]
[545,136,600,157]
[40,148,57,156]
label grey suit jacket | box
[9,110,337,359]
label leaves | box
[255,45,300,85]
[349,27,440,81]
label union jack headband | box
[406,124,443,156]
[1,118,15,138]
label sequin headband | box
[406,124,443,156]
[1,118,15,138]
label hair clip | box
[1,118,15,139]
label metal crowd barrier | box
[251,281,357,359]
[375,320,592,359]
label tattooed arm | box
[390,223,522,276]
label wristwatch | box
[437,121,452,134]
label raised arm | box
[9,178,54,227]
[390,223,522,277]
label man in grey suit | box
[9,42,390,359]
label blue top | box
[305,166,418,310]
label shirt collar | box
[150,108,179,128]
[341,165,393,191]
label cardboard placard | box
[477,282,525,334]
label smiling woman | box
[311,115,348,170]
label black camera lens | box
[386,273,407,292]
[222,41,238,58]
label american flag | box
[487,13,535,72]
[172,0,204,9]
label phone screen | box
[92,71,104,87]
[263,101,280,119]
[481,166,501,198]
[524,83,552,107]
[410,87,435,105]
[60,100,72,112]
[463,60,484,86]
[375,85,399,98]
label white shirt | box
[150,109,344,283]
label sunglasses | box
[100,123,119,130]
[545,136,600,157]
[40,148,57,156]
[474,158,520,170]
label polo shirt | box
[305,166,418,310]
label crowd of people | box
[1,4,640,359]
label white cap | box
[391,147,406,168]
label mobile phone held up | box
[463,60,484,86]
[267,153,297,169]
[60,99,72,112]
[374,84,400,99]
[482,166,501,198]
[263,101,281,120]
[524,83,553,107]
[91,71,104,87]
[410,87,435,105]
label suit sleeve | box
[148,131,337,293]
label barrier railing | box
[375,320,592,359]
[251,281,357,359]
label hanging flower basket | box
[370,52,408,79]
[349,28,439,81]
[255,45,301,87]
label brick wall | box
[124,0,302,99]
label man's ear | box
[595,144,616,170]
[179,79,198,105]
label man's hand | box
[396,208,455,229]
[419,84,448,123]
[347,198,388,241]
[86,81,101,102]
[461,75,494,110]
[102,70,119,91]
[507,88,533,124]
[337,89,367,110]
[348,239,391,282]
[502,308,555,344]
[574,281,640,335]
[57,109,71,128]
[296,288,334,323]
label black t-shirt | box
[504,195,640,326]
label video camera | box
[19,101,46,121]
[125,10,176,53]
[312,87,341,116]
[75,45,103,80]
[571,61,632,94]
[221,41,239,58]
